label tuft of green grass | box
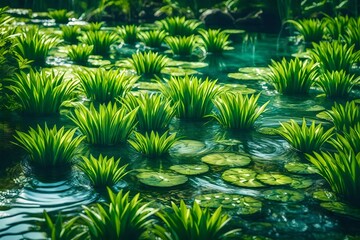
[277,118,334,153]
[165,35,198,56]
[138,30,167,48]
[287,18,325,43]
[330,123,360,154]
[154,200,240,240]
[67,44,93,65]
[325,101,360,132]
[124,51,169,76]
[12,124,85,168]
[79,30,119,56]
[82,22,104,31]
[68,102,138,146]
[344,17,360,50]
[155,16,201,36]
[211,93,269,130]
[265,58,318,95]
[78,154,129,190]
[117,24,139,44]
[198,29,231,54]
[160,75,222,120]
[48,9,74,24]
[324,15,350,41]
[60,25,81,44]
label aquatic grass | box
[67,44,93,65]
[287,18,325,43]
[324,15,350,40]
[12,124,85,168]
[78,154,129,190]
[154,200,240,240]
[60,25,81,44]
[82,22,104,31]
[160,75,222,120]
[79,30,119,56]
[344,17,360,50]
[68,102,137,146]
[165,35,198,56]
[8,69,77,116]
[325,101,360,132]
[117,24,139,44]
[277,118,334,153]
[81,188,157,239]
[138,30,167,48]
[198,29,231,54]
[330,123,360,154]
[128,130,178,158]
[156,16,201,36]
[265,58,318,95]
[316,70,359,99]
[309,41,360,72]
[211,93,269,130]
[48,9,74,24]
[76,67,137,103]
[121,93,176,132]
[124,51,169,76]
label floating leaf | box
[221,83,257,94]
[223,29,246,35]
[256,173,293,186]
[290,177,313,189]
[263,189,305,202]
[201,152,251,167]
[195,193,262,215]
[169,164,209,175]
[306,105,325,112]
[320,202,360,220]
[257,127,279,136]
[312,189,338,202]
[134,82,160,91]
[162,67,200,76]
[137,171,188,187]
[227,67,270,81]
[170,140,206,157]
[222,168,265,188]
[316,111,332,121]
[167,60,208,69]
[284,162,319,175]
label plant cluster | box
[156,16,201,36]
[325,100,360,132]
[79,30,119,56]
[287,18,325,43]
[60,25,81,44]
[198,29,231,54]
[165,35,198,56]
[124,51,169,76]
[117,24,139,44]
[138,30,168,49]
[48,9,74,24]
[67,44,93,65]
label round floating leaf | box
[284,162,319,175]
[195,193,262,215]
[170,164,209,175]
[134,82,160,91]
[167,60,208,69]
[312,190,338,202]
[257,127,279,136]
[201,152,251,167]
[306,105,325,112]
[137,171,188,187]
[221,83,257,94]
[170,139,206,157]
[263,189,305,202]
[228,67,270,81]
[290,177,313,189]
[222,168,265,188]
[256,173,293,186]
[162,67,200,76]
[320,202,360,220]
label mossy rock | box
[256,173,293,186]
[290,177,313,189]
[320,202,360,220]
[201,152,251,167]
[222,168,265,188]
[263,189,305,202]
[169,164,209,175]
[137,171,188,187]
[195,193,262,215]
[312,189,338,202]
[170,140,206,157]
[284,162,319,175]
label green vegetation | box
[345,17,360,50]
[8,69,77,115]
[68,102,137,146]
[12,124,85,168]
[277,118,334,153]
[265,58,318,95]
[124,51,169,75]
[324,15,349,41]
[287,18,324,43]
[79,30,119,56]
[156,16,201,36]
[211,93,269,130]
[67,44,93,65]
[325,101,360,132]
[138,30,167,48]
[198,29,231,54]
[60,25,81,44]
[82,22,104,31]
[330,123,360,154]
[78,154,128,190]
[117,24,139,44]
[48,9,74,24]
[165,35,198,56]
[160,75,221,120]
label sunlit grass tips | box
[61,25,81,44]
[198,29,231,54]
[67,44,93,65]
[79,30,119,56]
[165,35,198,56]
[138,30,167,49]
[325,100,360,132]
[48,9,74,24]
[117,24,139,44]
[287,18,324,43]
[124,51,169,76]
[156,16,201,36]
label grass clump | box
[287,18,324,43]
[124,51,169,76]
[165,35,198,56]
[198,29,231,54]
[344,17,360,50]
[265,58,318,95]
[277,118,334,153]
[154,200,240,240]
[76,67,137,103]
[12,124,85,168]
[78,154,129,190]
[79,30,119,56]
[160,75,222,120]
[128,131,178,158]
[138,30,167,49]
[67,44,93,65]
[330,123,360,154]
[117,24,139,44]
[8,69,77,116]
[48,9,74,24]
[324,15,350,41]
[82,22,104,31]
[60,25,81,44]
[325,101,360,132]
[211,93,269,130]
[156,16,201,36]
[68,102,137,146]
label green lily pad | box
[223,29,246,35]
[167,60,208,69]
[195,193,262,215]
[221,83,257,95]
[162,67,200,76]
[312,190,338,202]
[170,140,207,157]
[222,168,265,188]
[284,162,319,175]
[201,152,251,167]
[256,173,293,186]
[316,111,332,121]
[228,67,270,81]
[306,105,326,112]
[320,202,360,220]
[134,81,160,91]
[169,164,209,175]
[291,51,311,59]
[290,177,313,189]
[256,127,279,136]
[137,171,188,187]
[263,189,305,202]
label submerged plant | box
[48,9,74,24]
[8,69,77,115]
[211,93,269,130]
[76,67,137,103]
[124,51,169,76]
[79,30,119,56]
[128,131,178,158]
[156,16,201,36]
[78,154,128,190]
[165,35,198,56]
[265,58,318,95]
[68,102,137,146]
[138,30,167,48]
[287,18,325,43]
[81,189,157,239]
[67,44,93,65]
[12,124,85,168]
[117,24,139,44]
[277,118,334,153]
[154,200,239,240]
[325,101,360,132]
[198,29,231,54]
[60,25,81,44]
[160,75,222,120]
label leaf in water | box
[201,152,251,167]
[227,67,270,81]
[134,82,160,91]
[256,173,293,186]
[316,111,332,121]
[263,189,305,202]
[221,83,257,94]
[285,162,319,175]
[137,171,188,187]
[170,140,206,157]
[320,202,360,220]
[170,164,209,175]
[312,189,338,202]
[162,67,200,76]
[290,177,313,189]
[257,127,279,136]
[167,60,208,69]
[306,105,326,112]
[222,168,265,188]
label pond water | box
[0,32,359,239]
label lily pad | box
[201,152,251,167]
[223,29,246,35]
[320,202,360,220]
[195,193,262,215]
[256,127,279,136]
[256,173,293,186]
[162,67,200,76]
[263,189,305,203]
[290,177,313,189]
[137,171,188,187]
[169,164,209,175]
[170,140,207,157]
[284,162,319,175]
[134,82,160,91]
[222,168,265,188]
[305,105,326,112]
[316,111,332,121]
[221,83,257,95]
[167,60,208,69]
[228,67,270,81]
[312,190,338,202]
